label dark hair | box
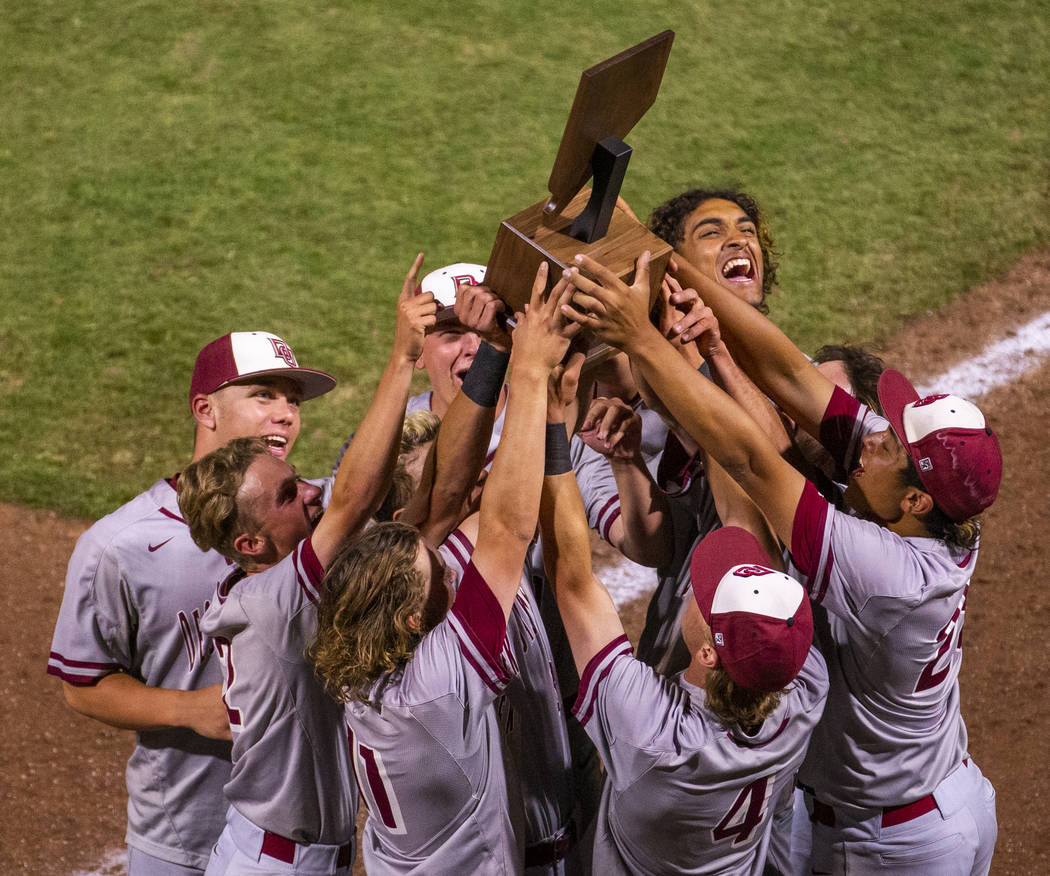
[898,459,981,550]
[648,188,779,310]
[812,345,886,414]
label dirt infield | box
[7,250,1050,875]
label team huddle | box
[48,188,1001,875]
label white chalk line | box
[68,310,1050,876]
[914,310,1050,399]
[70,848,125,876]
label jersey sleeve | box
[445,561,514,694]
[572,636,692,790]
[790,481,939,638]
[570,436,621,543]
[48,528,133,684]
[817,385,889,482]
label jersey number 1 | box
[352,735,408,836]
[712,775,774,847]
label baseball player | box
[309,265,580,875]
[628,187,790,676]
[47,328,337,875]
[176,265,441,874]
[540,391,827,874]
[568,251,1002,874]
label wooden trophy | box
[485,30,675,368]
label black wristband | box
[460,342,509,407]
[545,423,572,476]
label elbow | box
[62,681,93,716]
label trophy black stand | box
[485,30,676,368]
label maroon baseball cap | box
[189,331,336,410]
[877,369,1002,522]
[690,527,812,694]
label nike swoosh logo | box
[148,538,174,552]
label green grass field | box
[2,0,1048,518]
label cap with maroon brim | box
[876,369,1002,522]
[189,331,336,411]
[689,527,812,694]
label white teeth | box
[264,435,287,447]
[722,257,752,277]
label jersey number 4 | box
[712,775,774,847]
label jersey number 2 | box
[712,775,774,847]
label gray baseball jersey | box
[348,559,522,875]
[635,429,721,676]
[47,477,233,871]
[199,536,356,847]
[792,387,976,811]
[442,529,576,864]
[574,635,827,875]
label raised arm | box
[541,358,627,675]
[665,272,793,455]
[471,265,578,619]
[399,340,509,545]
[577,395,672,567]
[669,255,834,439]
[312,254,436,566]
[565,253,807,548]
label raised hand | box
[578,396,643,460]
[563,252,658,354]
[509,263,581,376]
[393,252,437,363]
[547,350,586,426]
[455,282,511,351]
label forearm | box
[63,674,215,734]
[482,368,547,545]
[540,471,625,675]
[413,346,507,543]
[607,455,672,567]
[674,258,830,432]
[332,354,415,526]
[703,341,793,455]
[628,327,804,541]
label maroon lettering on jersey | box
[914,584,967,694]
[712,774,774,847]
[269,337,299,367]
[178,604,213,670]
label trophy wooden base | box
[486,188,672,369]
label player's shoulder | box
[229,539,321,617]
[406,391,433,414]
[783,647,830,714]
[377,625,464,708]
[69,478,204,572]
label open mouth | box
[263,435,288,454]
[721,257,756,282]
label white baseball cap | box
[418,263,486,323]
